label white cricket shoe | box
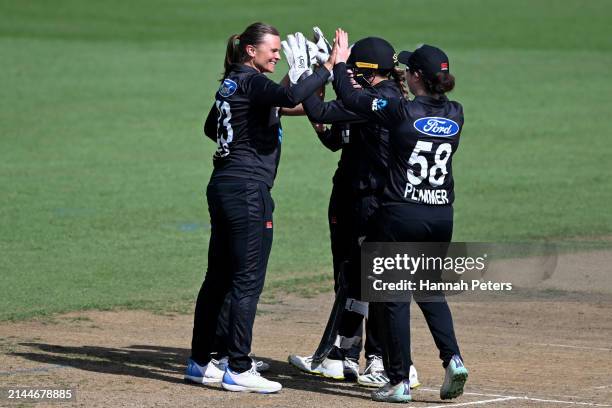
[440,354,468,400]
[358,355,388,388]
[287,354,345,380]
[184,357,228,384]
[409,364,421,389]
[371,380,412,403]
[358,356,421,389]
[343,357,360,380]
[221,364,282,393]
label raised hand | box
[310,26,332,65]
[334,29,349,64]
[282,32,312,84]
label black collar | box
[373,79,397,90]
[229,63,260,74]
[414,94,448,106]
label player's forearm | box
[280,104,305,116]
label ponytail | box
[431,72,455,94]
[223,34,242,79]
[222,22,280,80]
[390,66,409,98]
[416,70,455,95]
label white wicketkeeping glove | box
[307,27,333,82]
[282,32,312,85]
[311,26,332,64]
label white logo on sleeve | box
[371,98,388,111]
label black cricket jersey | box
[332,63,463,206]
[302,80,402,195]
[204,64,330,188]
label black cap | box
[398,44,449,79]
[347,37,398,70]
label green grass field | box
[1,0,611,320]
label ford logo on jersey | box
[413,117,460,137]
[218,79,238,97]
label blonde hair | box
[390,67,409,98]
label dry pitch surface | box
[1,252,612,407]
[1,297,611,407]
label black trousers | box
[368,203,461,384]
[327,183,382,361]
[191,179,274,373]
[210,294,232,358]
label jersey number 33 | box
[215,100,233,158]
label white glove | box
[306,40,321,66]
[282,32,311,85]
[312,26,332,64]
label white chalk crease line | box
[425,397,517,408]
[417,387,612,407]
[529,343,612,352]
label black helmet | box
[347,37,397,71]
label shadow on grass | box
[10,344,443,403]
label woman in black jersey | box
[332,30,468,403]
[184,22,336,394]
[287,37,420,390]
